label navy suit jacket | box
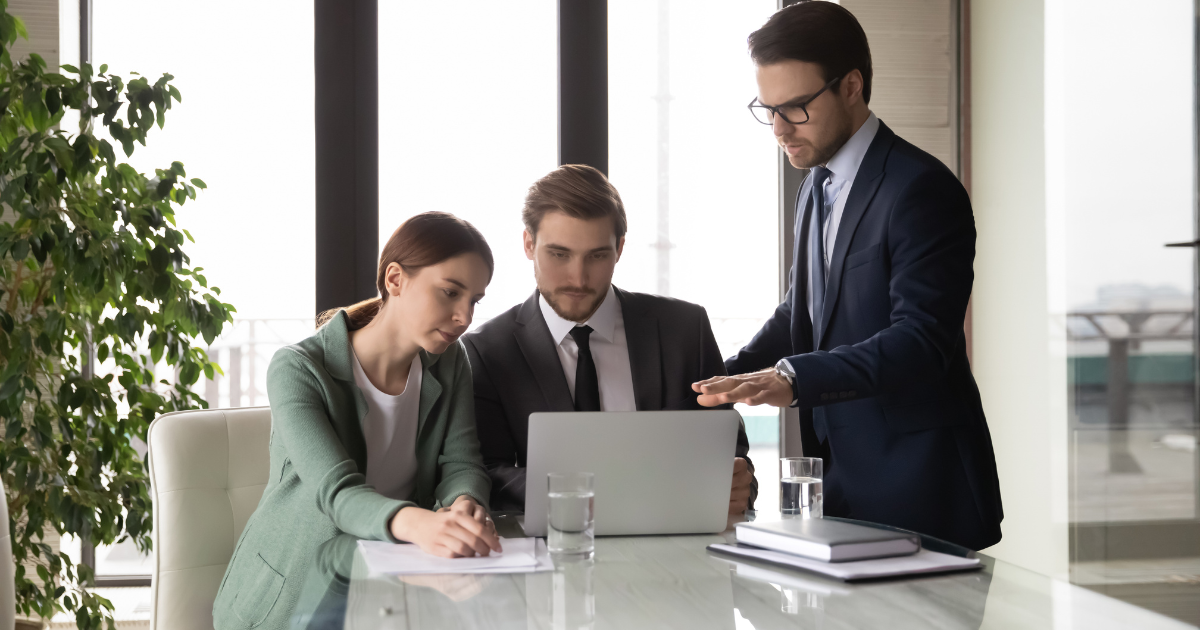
[726,121,1003,550]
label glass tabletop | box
[286,513,1195,630]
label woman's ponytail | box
[316,297,382,330]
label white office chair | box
[147,407,272,630]
[0,474,14,630]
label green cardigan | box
[212,311,491,630]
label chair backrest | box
[147,407,272,630]
[0,475,13,630]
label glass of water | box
[547,472,595,555]
[780,457,823,519]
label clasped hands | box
[389,494,502,559]
[693,367,794,408]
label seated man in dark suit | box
[463,164,757,513]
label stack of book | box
[709,519,982,581]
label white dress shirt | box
[805,112,881,323]
[351,352,422,500]
[539,285,637,411]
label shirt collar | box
[823,111,880,185]
[539,284,621,345]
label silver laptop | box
[522,410,741,537]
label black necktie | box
[569,325,601,411]
[808,166,833,348]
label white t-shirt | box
[351,352,422,501]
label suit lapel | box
[320,311,369,470]
[616,288,662,410]
[513,290,575,410]
[416,351,443,442]
[816,123,896,348]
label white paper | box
[468,539,555,574]
[709,543,981,581]
[358,537,553,576]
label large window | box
[377,1,557,324]
[379,1,782,507]
[609,0,781,505]
[83,0,316,580]
[1046,0,1199,620]
[93,1,315,322]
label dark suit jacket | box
[726,121,1003,551]
[464,287,757,511]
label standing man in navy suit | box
[694,1,1003,551]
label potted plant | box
[0,2,235,627]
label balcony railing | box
[201,319,315,409]
[1065,309,1195,474]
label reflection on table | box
[287,512,1194,630]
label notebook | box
[708,543,981,582]
[735,518,920,562]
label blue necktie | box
[808,166,832,349]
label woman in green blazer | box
[213,212,501,630]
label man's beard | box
[786,112,855,169]
[540,285,606,323]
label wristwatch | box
[774,359,798,406]
[774,359,796,387]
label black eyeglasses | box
[748,76,841,126]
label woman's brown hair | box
[316,212,494,330]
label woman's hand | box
[450,495,494,525]
[390,498,502,558]
[439,495,498,536]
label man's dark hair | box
[523,164,628,240]
[748,1,873,104]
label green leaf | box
[98,139,115,164]
[179,362,198,386]
[152,274,171,299]
[46,87,61,114]
[0,375,24,401]
[189,178,206,189]
[155,178,173,199]
[149,245,169,272]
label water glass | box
[780,457,823,519]
[547,472,595,555]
